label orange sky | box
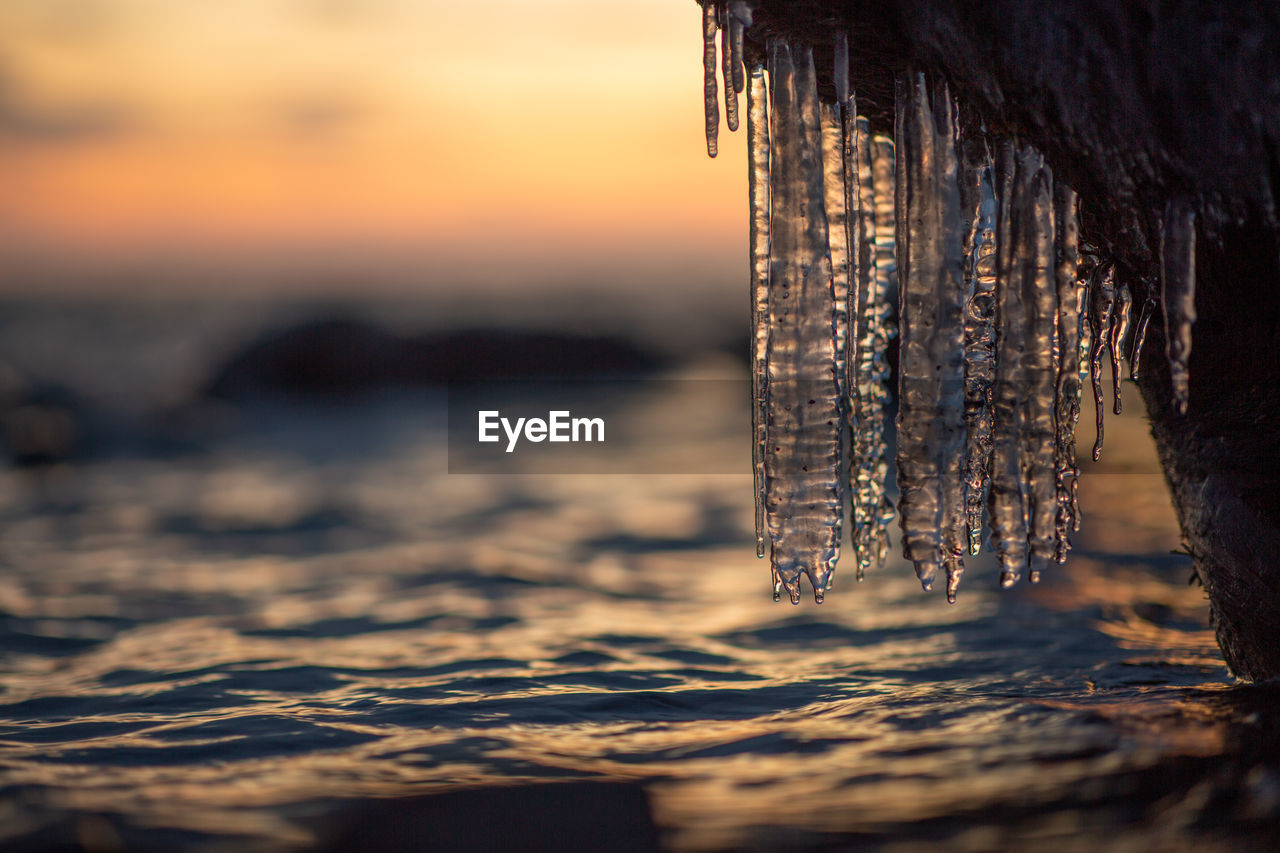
[0,0,747,291]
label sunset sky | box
[0,0,747,292]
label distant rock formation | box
[204,319,662,400]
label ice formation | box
[1087,262,1116,462]
[894,72,966,599]
[758,40,843,605]
[696,3,1194,602]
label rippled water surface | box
[1,301,1277,851]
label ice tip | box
[945,571,963,604]
[913,560,940,592]
[999,570,1020,588]
[773,574,803,605]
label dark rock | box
[204,319,661,400]
[0,362,85,466]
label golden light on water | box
[0,368,1238,851]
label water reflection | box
[1,310,1272,851]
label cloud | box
[21,0,115,44]
[297,0,389,25]
[276,95,367,139]
[0,68,134,144]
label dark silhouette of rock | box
[744,1,1280,680]
[0,362,85,466]
[0,360,202,468]
[204,319,662,400]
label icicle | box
[1109,283,1132,414]
[1077,256,1093,399]
[701,1,719,158]
[1052,186,1081,563]
[1088,263,1117,461]
[854,132,897,577]
[959,132,997,555]
[1022,154,1058,584]
[833,31,850,106]
[694,9,1125,604]
[894,73,966,598]
[1129,295,1154,380]
[820,98,851,592]
[1071,256,1091,531]
[932,88,968,602]
[987,141,1029,586]
[821,103,851,409]
[728,2,750,94]
[895,71,939,592]
[763,40,843,604]
[719,3,739,133]
[841,96,860,425]
[848,116,881,581]
[839,94,860,420]
[1161,200,1196,414]
[748,63,770,561]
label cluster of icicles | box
[698,2,1198,604]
